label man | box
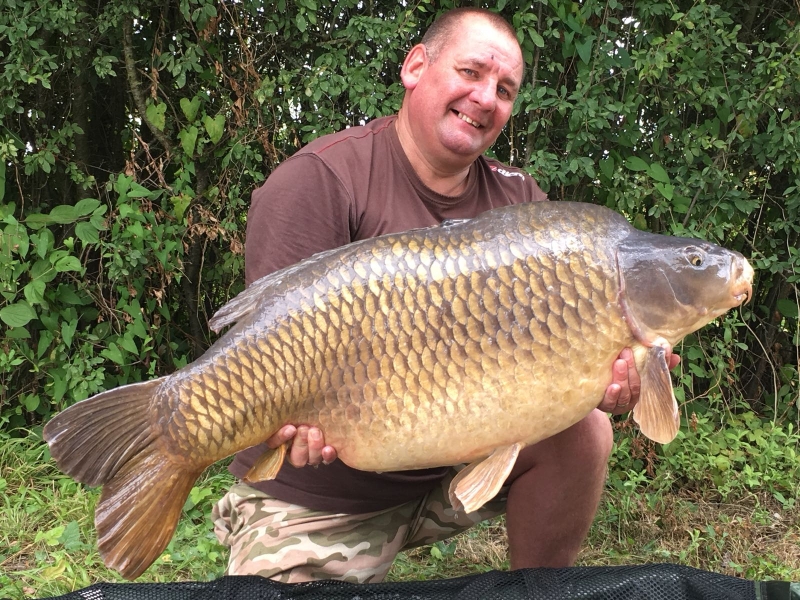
[213,7,677,583]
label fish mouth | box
[732,283,752,305]
[730,258,755,306]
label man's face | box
[401,16,524,168]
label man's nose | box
[470,79,496,110]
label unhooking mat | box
[43,564,799,600]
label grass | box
[1,427,799,598]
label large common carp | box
[43,201,753,579]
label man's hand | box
[598,347,681,415]
[265,424,338,468]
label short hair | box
[421,8,520,63]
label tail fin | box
[96,449,201,579]
[43,380,203,579]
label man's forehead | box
[448,18,522,63]
[456,52,524,89]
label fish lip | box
[731,280,753,305]
[731,259,754,306]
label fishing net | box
[43,564,798,600]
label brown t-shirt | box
[229,115,547,513]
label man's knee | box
[575,409,614,465]
[542,410,613,483]
[512,410,613,478]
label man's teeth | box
[457,112,481,128]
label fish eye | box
[685,249,704,267]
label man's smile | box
[453,110,482,128]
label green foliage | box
[0,0,798,485]
[0,432,230,597]
[610,410,800,506]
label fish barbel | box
[43,201,754,579]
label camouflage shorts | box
[212,467,508,583]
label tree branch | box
[122,17,173,154]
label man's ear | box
[400,44,428,90]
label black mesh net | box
[43,564,796,600]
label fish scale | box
[43,201,754,579]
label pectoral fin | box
[448,442,524,513]
[243,443,287,483]
[632,345,679,444]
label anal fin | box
[633,345,679,443]
[448,443,524,513]
[243,443,287,483]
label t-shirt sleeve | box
[245,154,354,285]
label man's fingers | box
[321,445,337,465]
[598,382,621,413]
[612,358,633,407]
[265,424,338,468]
[287,425,310,468]
[306,427,325,466]
[266,424,296,449]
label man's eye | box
[463,68,477,76]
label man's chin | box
[439,133,490,161]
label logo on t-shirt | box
[490,165,525,180]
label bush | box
[1,0,798,445]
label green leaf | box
[576,37,593,64]
[119,334,138,354]
[56,284,86,305]
[62,319,78,347]
[101,342,125,365]
[6,326,30,339]
[24,394,40,412]
[23,280,45,305]
[296,13,307,32]
[171,194,192,220]
[776,299,798,319]
[655,182,674,200]
[3,222,29,258]
[128,182,152,198]
[33,229,55,258]
[25,213,53,229]
[624,156,649,172]
[180,97,201,121]
[145,102,166,131]
[0,301,37,327]
[59,521,84,551]
[37,330,53,358]
[31,259,57,283]
[615,46,632,68]
[0,160,5,203]
[203,114,225,144]
[75,222,100,245]
[528,30,545,49]
[672,195,690,214]
[51,370,67,402]
[599,157,614,180]
[648,163,670,183]
[53,255,82,273]
[90,212,108,230]
[75,198,101,216]
[179,125,198,156]
[49,205,79,224]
